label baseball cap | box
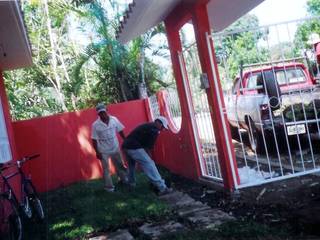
[155,116,168,129]
[96,103,106,113]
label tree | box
[294,0,320,50]
[213,14,269,88]
[4,0,166,119]
[4,0,79,119]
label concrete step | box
[139,221,186,239]
[89,229,134,240]
[159,190,196,208]
[177,201,211,217]
[187,208,235,229]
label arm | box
[92,139,102,160]
[145,148,152,157]
[119,130,125,140]
[114,117,125,140]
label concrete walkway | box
[89,189,235,240]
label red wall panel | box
[12,100,149,192]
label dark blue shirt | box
[122,123,159,150]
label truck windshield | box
[275,68,306,84]
[246,67,306,89]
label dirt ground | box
[169,173,320,237]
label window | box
[276,67,306,85]
[0,98,12,163]
[246,73,259,89]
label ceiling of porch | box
[116,0,264,44]
[0,1,32,71]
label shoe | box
[158,187,173,196]
[104,186,115,192]
[118,176,129,185]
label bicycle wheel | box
[21,195,32,219]
[24,180,45,221]
[0,197,23,240]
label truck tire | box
[246,117,265,154]
[257,71,282,110]
[229,123,240,140]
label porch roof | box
[116,0,264,44]
[0,1,32,71]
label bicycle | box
[0,154,45,222]
[0,189,22,239]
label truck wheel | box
[229,123,240,140]
[247,118,265,154]
[257,71,282,110]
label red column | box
[191,3,239,190]
[164,16,202,178]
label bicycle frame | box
[0,172,20,209]
[0,154,41,239]
[0,155,40,217]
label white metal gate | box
[209,17,320,188]
[178,44,222,181]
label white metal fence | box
[165,88,182,131]
[153,17,320,188]
[210,17,320,188]
[148,89,182,131]
[148,95,160,120]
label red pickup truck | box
[226,60,320,153]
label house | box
[116,0,265,190]
[0,0,32,165]
[2,0,318,196]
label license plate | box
[287,124,306,136]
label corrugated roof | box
[116,0,265,44]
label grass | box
[23,169,294,240]
[24,174,170,240]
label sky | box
[250,0,308,25]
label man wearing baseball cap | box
[122,116,172,195]
[91,103,128,192]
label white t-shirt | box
[91,116,124,153]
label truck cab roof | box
[233,61,315,94]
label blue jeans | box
[124,148,167,191]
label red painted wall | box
[12,100,149,192]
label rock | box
[174,194,196,207]
[159,191,195,208]
[89,229,134,240]
[158,191,184,201]
[139,221,186,239]
[301,178,313,184]
[187,209,235,229]
[89,236,107,240]
[177,202,211,217]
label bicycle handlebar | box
[0,154,40,172]
[19,154,40,163]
